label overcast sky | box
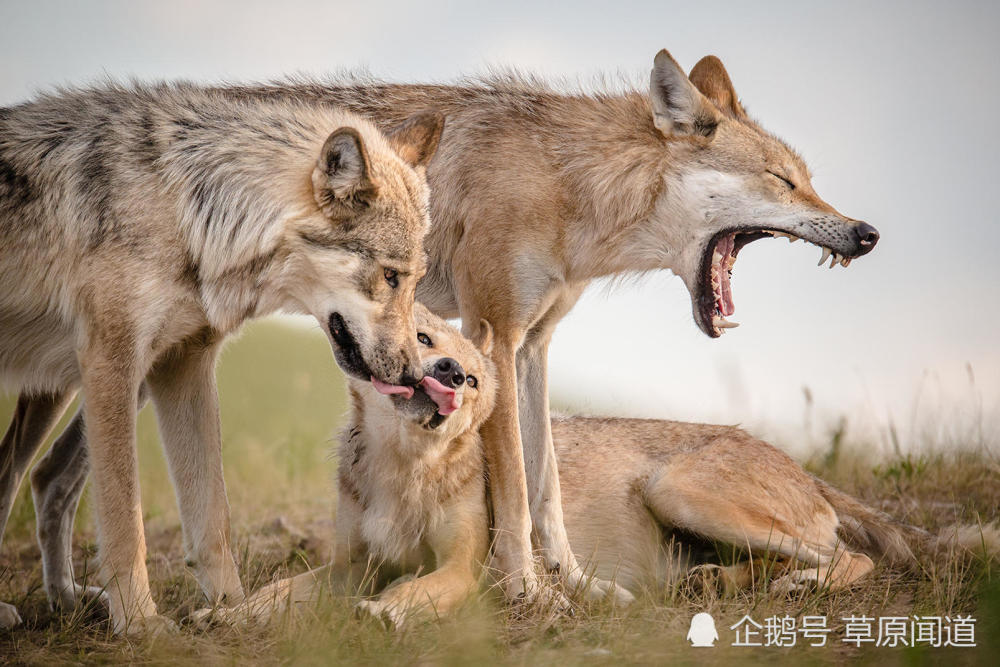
[2,1,997,454]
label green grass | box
[1,318,998,664]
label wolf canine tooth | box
[711,315,740,329]
[818,247,832,266]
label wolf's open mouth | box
[328,312,372,381]
[697,228,859,338]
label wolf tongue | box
[716,235,736,316]
[420,376,460,415]
[719,263,735,316]
[371,376,414,400]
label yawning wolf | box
[218,49,881,602]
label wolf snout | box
[853,221,879,255]
[432,357,466,389]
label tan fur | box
[0,84,444,633]
[231,52,880,601]
[200,308,943,629]
[194,304,496,627]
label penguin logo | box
[687,612,719,647]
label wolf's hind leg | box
[148,336,244,606]
[0,391,74,628]
[644,462,874,592]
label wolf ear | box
[649,49,721,138]
[386,111,445,168]
[470,319,493,356]
[313,127,378,218]
[689,55,746,119]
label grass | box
[1,317,998,664]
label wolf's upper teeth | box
[817,247,831,267]
[712,250,723,264]
[841,257,851,268]
[712,315,740,329]
[830,253,842,269]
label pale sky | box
[2,1,997,454]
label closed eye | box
[768,171,796,190]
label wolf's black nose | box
[433,357,466,388]
[854,222,879,255]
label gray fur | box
[0,80,440,632]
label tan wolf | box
[217,49,882,603]
[0,83,444,633]
[195,305,995,629]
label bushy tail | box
[813,477,920,565]
[931,522,1000,560]
[815,476,1000,566]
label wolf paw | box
[771,569,819,595]
[355,598,407,630]
[0,601,22,628]
[567,571,635,606]
[49,582,109,614]
[117,613,178,637]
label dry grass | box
[1,318,998,665]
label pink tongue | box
[719,267,735,316]
[717,235,736,317]
[420,376,460,415]
[371,376,414,399]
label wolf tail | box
[815,476,1000,566]
[814,477,918,565]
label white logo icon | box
[687,612,719,647]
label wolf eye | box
[384,268,399,288]
[768,171,796,190]
[417,332,432,346]
[466,375,478,389]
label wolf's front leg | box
[147,335,244,607]
[79,345,171,635]
[473,332,541,601]
[360,495,486,629]
[516,333,635,605]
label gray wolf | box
[219,49,881,603]
[195,306,995,630]
[0,82,444,633]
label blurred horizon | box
[2,0,997,455]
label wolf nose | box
[854,222,879,255]
[432,357,466,389]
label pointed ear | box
[386,111,445,168]
[312,127,378,218]
[689,55,746,119]
[470,318,493,357]
[649,49,721,138]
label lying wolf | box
[0,83,444,633]
[196,305,993,629]
[221,50,882,602]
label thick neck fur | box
[547,92,682,281]
[339,387,483,563]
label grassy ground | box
[1,318,998,665]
